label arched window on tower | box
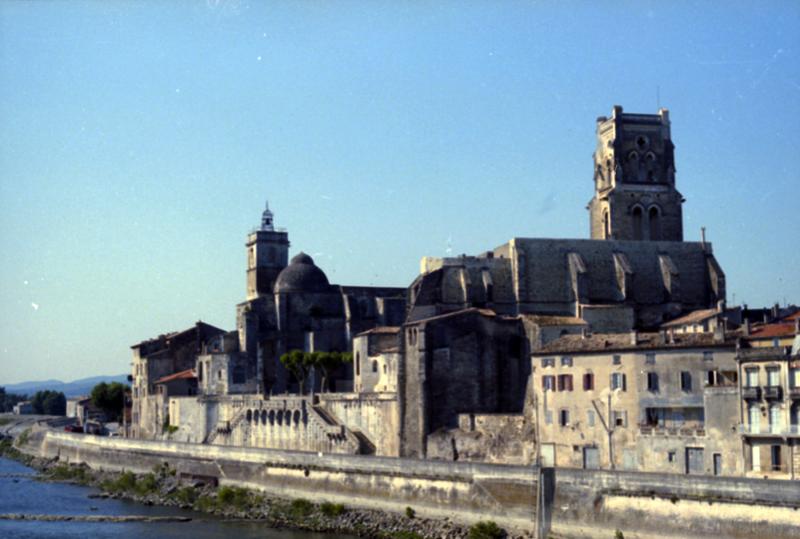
[649,206,661,241]
[632,206,644,241]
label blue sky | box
[1,2,798,384]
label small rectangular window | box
[612,410,628,428]
[559,409,570,427]
[542,375,555,391]
[612,355,621,365]
[645,353,655,365]
[668,451,676,463]
[583,372,594,391]
[611,373,627,391]
[561,356,573,367]
[647,372,659,392]
[557,374,574,391]
[587,409,596,427]
[681,371,692,391]
[703,351,713,362]
[545,410,553,425]
[542,357,555,368]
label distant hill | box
[2,374,129,398]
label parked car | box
[64,424,83,433]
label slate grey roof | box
[274,252,331,293]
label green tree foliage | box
[0,387,28,413]
[279,350,353,393]
[468,521,504,539]
[31,390,66,416]
[90,382,128,421]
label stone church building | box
[129,106,734,472]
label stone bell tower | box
[246,201,290,300]
[588,105,684,241]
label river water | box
[0,457,354,539]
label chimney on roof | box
[713,323,725,344]
[743,319,751,336]
[630,330,638,346]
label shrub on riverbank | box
[320,501,345,517]
[468,520,505,539]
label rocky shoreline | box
[0,432,518,539]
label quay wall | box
[32,431,800,538]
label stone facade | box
[530,332,742,476]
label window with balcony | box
[767,367,780,387]
[748,403,760,432]
[745,368,759,387]
[769,404,782,434]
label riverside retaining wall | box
[33,431,800,538]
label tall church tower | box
[246,201,290,300]
[588,105,684,241]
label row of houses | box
[526,309,800,478]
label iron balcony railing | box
[738,423,800,436]
[741,386,761,400]
[763,385,783,400]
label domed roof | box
[274,252,330,294]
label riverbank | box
[0,432,512,539]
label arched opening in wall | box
[372,360,378,373]
[649,207,661,241]
[632,206,644,240]
[277,410,283,426]
[261,410,267,425]
[293,410,301,426]
[246,410,252,422]
[603,210,610,239]
[269,410,275,425]
[355,352,360,376]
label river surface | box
[0,457,355,539]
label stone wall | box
[31,432,800,538]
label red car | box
[64,424,83,433]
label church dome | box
[274,252,330,293]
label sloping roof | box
[534,331,734,355]
[356,326,402,336]
[404,307,499,326]
[153,369,196,384]
[521,314,588,327]
[661,308,718,328]
[748,322,796,339]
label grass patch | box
[320,501,345,517]
[218,486,252,511]
[48,464,90,483]
[173,486,197,505]
[468,520,504,539]
[290,498,314,518]
[0,418,13,426]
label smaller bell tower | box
[246,201,290,300]
[588,105,684,242]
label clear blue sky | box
[1,2,798,384]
